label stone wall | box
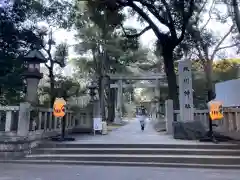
[0,138,40,159]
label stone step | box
[34,147,240,156]
[3,160,240,169]
[38,143,240,149]
[24,154,240,165]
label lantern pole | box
[51,83,75,142]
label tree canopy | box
[86,0,207,108]
[0,0,73,105]
[1,0,240,112]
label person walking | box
[139,105,147,131]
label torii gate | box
[108,73,168,124]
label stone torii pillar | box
[114,79,123,124]
[153,79,160,119]
[154,79,161,118]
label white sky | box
[51,2,240,76]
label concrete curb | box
[2,160,240,170]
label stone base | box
[51,136,75,142]
[114,116,122,125]
[199,133,234,142]
[71,127,92,134]
[152,118,166,132]
[0,138,40,160]
[172,121,207,140]
[173,121,235,141]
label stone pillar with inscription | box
[178,59,194,122]
[173,59,205,140]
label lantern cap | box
[23,71,43,79]
[24,49,47,63]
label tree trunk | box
[205,59,213,90]
[108,80,115,122]
[104,76,110,123]
[97,76,101,100]
[232,0,240,33]
[204,59,215,101]
[49,69,55,107]
[162,48,179,109]
[99,76,106,121]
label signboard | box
[93,117,102,131]
[178,59,194,122]
[53,98,66,117]
[215,79,240,107]
[208,100,223,120]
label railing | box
[27,107,75,140]
[221,108,240,132]
[0,104,92,140]
[173,108,240,135]
[68,95,91,108]
[173,109,209,127]
[0,106,19,133]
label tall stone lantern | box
[17,49,47,137]
[22,49,47,104]
[87,81,100,118]
[88,81,98,101]
[87,81,103,133]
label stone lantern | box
[87,81,98,101]
[22,49,47,104]
[17,49,47,137]
[87,80,105,133]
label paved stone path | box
[68,118,213,144]
[1,164,240,180]
[68,118,165,144]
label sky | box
[51,2,240,76]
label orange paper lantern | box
[53,98,66,117]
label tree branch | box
[200,0,216,32]
[216,43,240,51]
[210,24,235,60]
[160,0,177,39]
[188,49,199,60]
[134,0,170,27]
[126,1,163,39]
[198,0,208,16]
[120,24,151,38]
[195,44,205,61]
[47,29,53,62]
[41,45,48,54]
[45,63,50,70]
[176,0,195,45]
